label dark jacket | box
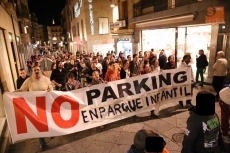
[50,68,68,87]
[164,62,176,70]
[130,60,139,77]
[196,54,208,68]
[181,110,220,153]
[120,68,127,79]
[158,54,167,69]
[16,76,30,89]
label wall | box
[84,0,113,52]
[0,4,21,117]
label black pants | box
[212,76,226,97]
[39,138,46,146]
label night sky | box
[28,0,66,25]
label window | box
[73,7,75,19]
[98,18,109,34]
[77,22,80,36]
[72,25,76,37]
[121,1,128,19]
[18,21,23,33]
[81,19,84,36]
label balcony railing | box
[133,0,201,17]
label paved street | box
[8,85,220,153]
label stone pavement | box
[8,85,220,153]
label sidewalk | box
[8,85,220,153]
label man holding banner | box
[16,65,53,150]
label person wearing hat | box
[181,90,222,153]
[127,129,169,153]
[219,80,230,144]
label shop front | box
[142,24,212,81]
[87,39,114,57]
[117,38,133,58]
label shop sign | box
[88,0,94,35]
[110,20,126,30]
[205,7,225,24]
[118,38,130,42]
[74,0,82,18]
[102,40,107,44]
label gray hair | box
[218,51,225,57]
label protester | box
[65,72,81,91]
[88,70,107,128]
[130,54,140,77]
[50,61,68,90]
[181,90,221,153]
[196,49,208,87]
[127,129,169,153]
[104,61,120,82]
[164,55,176,70]
[16,65,53,151]
[219,81,230,144]
[120,60,130,79]
[16,68,30,89]
[212,51,228,101]
[158,49,167,70]
[178,54,194,107]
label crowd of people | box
[15,47,229,152]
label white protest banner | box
[3,67,191,143]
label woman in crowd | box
[120,60,130,79]
[178,54,194,107]
[140,59,151,75]
[164,55,176,70]
[151,59,160,73]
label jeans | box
[219,100,230,136]
[196,68,204,85]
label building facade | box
[63,0,114,56]
[110,0,136,58]
[0,2,21,119]
[113,0,230,83]
[47,25,63,48]
[15,0,32,69]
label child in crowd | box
[65,73,81,91]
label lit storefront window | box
[142,25,212,79]
[142,28,176,57]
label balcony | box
[133,0,201,17]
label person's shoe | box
[178,101,183,108]
[150,110,157,117]
[186,100,193,107]
[222,136,230,144]
[40,143,47,151]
